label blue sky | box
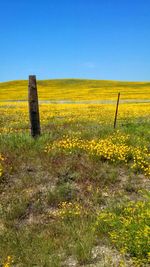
[0,0,150,82]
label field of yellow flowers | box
[0,79,150,101]
[0,80,150,266]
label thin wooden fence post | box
[28,75,41,137]
[114,92,120,129]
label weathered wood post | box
[114,92,120,129]
[28,75,41,137]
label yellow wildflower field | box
[0,79,150,100]
[0,101,150,130]
[0,80,150,266]
[0,100,150,177]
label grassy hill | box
[0,79,150,101]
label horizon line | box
[0,78,150,84]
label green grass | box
[95,192,150,266]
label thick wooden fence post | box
[114,92,120,129]
[28,75,41,137]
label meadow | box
[0,79,150,101]
[0,79,150,267]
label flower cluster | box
[56,201,84,219]
[3,256,13,267]
[45,132,150,177]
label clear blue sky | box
[0,0,150,82]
